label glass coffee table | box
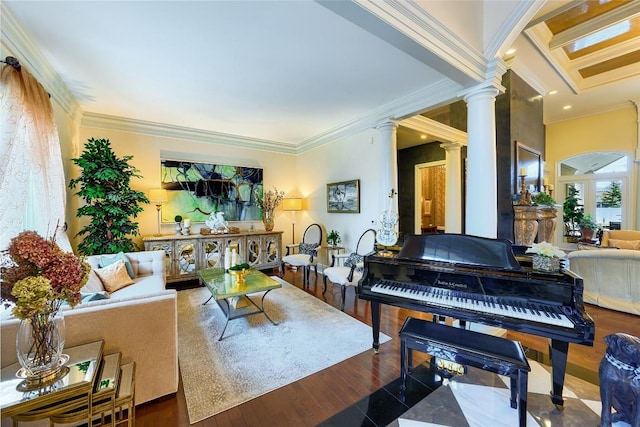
[198,268,282,340]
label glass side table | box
[1,340,104,421]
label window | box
[557,153,630,241]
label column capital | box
[462,86,501,103]
[440,141,464,152]
[461,57,507,102]
[375,120,399,131]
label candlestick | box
[224,248,231,270]
[519,167,527,176]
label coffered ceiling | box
[524,0,640,93]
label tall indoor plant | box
[562,185,584,243]
[69,138,149,255]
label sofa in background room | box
[568,248,640,315]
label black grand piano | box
[358,233,595,408]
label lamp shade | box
[283,198,303,211]
[149,189,168,203]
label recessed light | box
[420,134,427,140]
[563,105,572,110]
[506,48,516,55]
[548,90,558,95]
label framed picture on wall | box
[327,179,360,213]
[515,142,541,195]
[160,159,263,222]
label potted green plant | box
[326,230,341,247]
[69,138,149,255]
[531,192,556,206]
[562,185,584,243]
[578,214,599,241]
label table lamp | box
[283,198,303,244]
[149,189,168,236]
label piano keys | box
[357,233,595,408]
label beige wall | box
[71,126,298,250]
[546,105,638,229]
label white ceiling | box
[2,1,639,152]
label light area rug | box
[177,276,391,424]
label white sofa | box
[0,250,178,407]
[567,249,640,315]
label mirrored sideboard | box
[143,231,282,283]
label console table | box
[143,231,282,282]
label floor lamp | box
[149,189,168,236]
[283,198,303,244]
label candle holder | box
[518,174,531,205]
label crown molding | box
[400,115,467,145]
[524,24,581,94]
[357,0,487,84]
[544,101,633,125]
[0,3,81,118]
[297,78,462,153]
[484,0,543,59]
[81,113,298,154]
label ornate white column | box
[463,87,500,238]
[376,121,399,213]
[440,141,463,233]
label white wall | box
[296,127,386,253]
[74,125,298,249]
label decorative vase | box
[532,254,560,273]
[16,311,66,386]
[175,222,182,235]
[262,210,275,232]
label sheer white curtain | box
[0,60,71,251]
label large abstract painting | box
[160,159,263,223]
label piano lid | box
[397,234,523,271]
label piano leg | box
[549,339,569,409]
[371,301,381,353]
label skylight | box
[573,20,631,51]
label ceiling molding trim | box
[484,0,543,59]
[0,3,81,118]
[544,101,633,125]
[297,78,462,153]
[524,25,580,94]
[579,62,640,91]
[524,0,584,30]
[509,61,547,97]
[350,0,487,84]
[570,37,640,70]
[400,115,467,145]
[549,2,640,50]
[80,112,298,155]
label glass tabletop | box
[198,268,282,300]
[0,340,104,416]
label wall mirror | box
[515,142,541,195]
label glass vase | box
[262,210,275,232]
[16,311,66,384]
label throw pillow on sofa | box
[608,239,640,250]
[99,252,135,279]
[94,259,135,293]
[82,269,106,293]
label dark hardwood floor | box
[136,268,639,427]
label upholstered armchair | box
[281,223,322,286]
[323,229,376,310]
